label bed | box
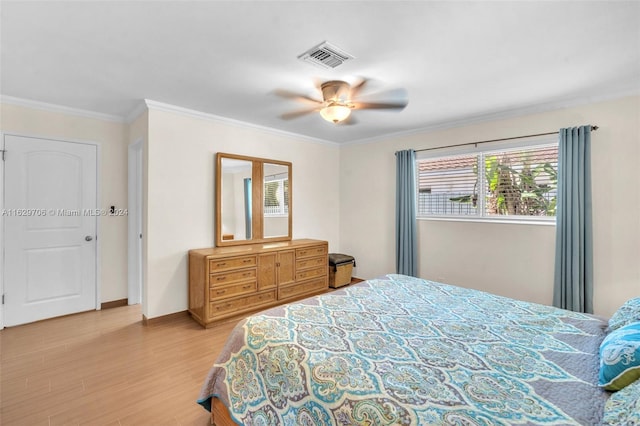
[198,274,611,425]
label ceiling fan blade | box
[353,100,408,110]
[353,86,409,111]
[280,107,320,120]
[273,89,322,105]
[349,77,369,99]
[312,77,325,93]
[358,87,408,100]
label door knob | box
[85,236,93,241]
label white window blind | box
[417,143,558,220]
[264,174,289,216]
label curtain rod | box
[415,125,598,153]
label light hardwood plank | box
[1,305,237,425]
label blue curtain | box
[395,149,418,277]
[243,178,252,239]
[553,126,593,313]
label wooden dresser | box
[188,239,328,327]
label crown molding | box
[141,99,338,146]
[343,87,640,146]
[125,101,148,124]
[0,95,125,123]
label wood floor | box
[0,305,238,426]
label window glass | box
[417,142,558,221]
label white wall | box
[144,107,340,318]
[340,96,640,317]
[0,103,129,304]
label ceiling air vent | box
[298,41,354,69]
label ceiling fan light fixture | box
[277,78,408,124]
[320,104,352,123]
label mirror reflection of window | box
[264,175,288,216]
[263,163,289,238]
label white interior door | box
[4,135,97,326]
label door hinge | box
[1,150,5,161]
[2,294,4,305]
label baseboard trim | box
[101,299,128,310]
[142,310,189,326]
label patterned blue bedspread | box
[198,274,609,425]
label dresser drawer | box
[209,255,257,272]
[295,266,326,281]
[279,278,327,300]
[210,290,277,317]
[209,281,257,301]
[296,245,327,259]
[296,255,326,270]
[209,269,257,287]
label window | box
[417,142,558,221]
[264,174,289,216]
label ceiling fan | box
[275,78,408,124]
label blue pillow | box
[600,322,640,391]
[609,297,640,331]
[602,378,640,425]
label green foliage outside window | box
[483,153,557,216]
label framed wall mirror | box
[216,153,292,246]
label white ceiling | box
[1,1,639,144]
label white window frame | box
[416,137,558,225]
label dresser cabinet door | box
[258,253,276,290]
[277,250,296,286]
[259,250,295,289]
